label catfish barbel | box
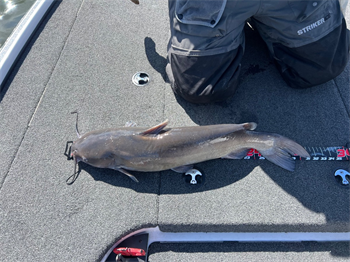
[69,113,309,183]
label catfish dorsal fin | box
[140,119,169,135]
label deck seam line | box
[29,0,85,126]
[333,78,350,118]
[0,0,86,191]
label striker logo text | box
[297,17,327,35]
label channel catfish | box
[69,116,310,183]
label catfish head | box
[69,131,116,182]
[70,131,119,169]
[67,111,140,184]
[69,137,112,185]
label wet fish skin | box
[70,121,310,182]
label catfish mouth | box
[71,150,84,174]
[67,111,82,184]
[67,149,81,185]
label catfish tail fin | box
[258,134,309,172]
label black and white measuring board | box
[184,145,350,186]
[244,145,349,161]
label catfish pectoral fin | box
[116,168,139,183]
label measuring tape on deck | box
[244,145,350,186]
[185,145,350,186]
[244,146,350,161]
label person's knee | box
[274,19,350,89]
[167,47,243,104]
[170,73,240,104]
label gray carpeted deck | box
[0,0,349,261]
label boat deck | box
[1,1,349,261]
